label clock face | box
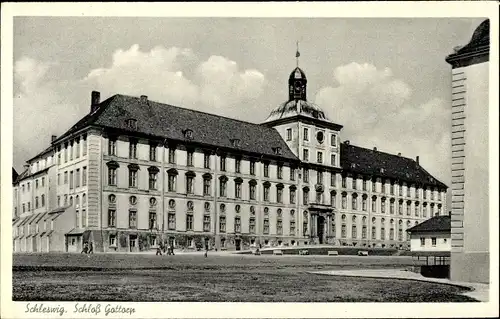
[317,131,324,144]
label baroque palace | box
[12,63,447,253]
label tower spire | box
[296,41,300,68]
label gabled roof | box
[12,168,18,182]
[56,94,298,161]
[14,169,29,184]
[407,215,450,233]
[340,143,447,189]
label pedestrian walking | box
[88,242,94,254]
[156,246,162,256]
[81,242,88,254]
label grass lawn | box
[12,253,477,302]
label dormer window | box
[272,147,282,155]
[230,139,241,148]
[183,129,193,139]
[126,119,137,130]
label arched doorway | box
[317,216,325,244]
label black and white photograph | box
[1,2,498,318]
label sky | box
[12,17,485,193]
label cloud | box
[315,62,451,187]
[13,45,266,170]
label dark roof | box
[446,19,489,66]
[340,142,447,189]
[289,67,307,81]
[14,169,29,184]
[12,168,18,182]
[407,215,450,233]
[56,94,298,161]
[27,144,54,163]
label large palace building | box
[12,64,448,253]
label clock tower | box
[289,67,307,101]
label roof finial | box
[295,41,300,68]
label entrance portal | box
[235,239,241,251]
[317,216,325,244]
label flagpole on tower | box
[296,41,300,68]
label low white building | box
[408,215,451,252]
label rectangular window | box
[277,220,283,235]
[398,202,403,215]
[75,169,80,188]
[57,174,61,185]
[149,172,158,190]
[220,156,226,171]
[286,128,292,141]
[70,142,74,161]
[187,150,194,166]
[317,171,323,184]
[399,185,403,196]
[431,237,437,246]
[331,134,337,147]
[330,173,336,187]
[263,163,269,177]
[58,153,61,165]
[263,186,270,202]
[69,171,74,189]
[331,193,336,207]
[186,176,194,194]
[75,140,80,158]
[36,179,39,189]
[81,208,86,227]
[390,184,394,195]
[331,154,336,166]
[41,194,45,207]
[362,198,367,211]
[149,144,157,161]
[204,153,210,169]
[82,166,87,186]
[129,210,137,228]
[169,148,176,164]
[277,188,283,203]
[363,179,367,191]
[186,214,193,231]
[108,139,117,156]
[108,209,116,227]
[303,169,309,183]
[168,175,176,192]
[235,158,241,173]
[303,149,309,161]
[341,224,347,238]
[249,218,256,234]
[168,213,176,230]
[219,180,227,197]
[290,168,296,181]
[129,140,137,159]
[250,184,256,200]
[42,177,45,187]
[420,237,425,246]
[277,165,283,179]
[203,215,211,232]
[108,168,117,185]
[407,187,411,197]
[35,196,39,209]
[406,204,411,216]
[290,189,296,204]
[390,228,394,240]
[235,183,242,199]
[234,217,241,233]
[381,200,386,213]
[219,216,226,233]
[352,196,357,210]
[342,176,346,188]
[303,190,309,205]
[317,151,323,164]
[129,169,138,188]
[372,180,376,192]
[82,136,87,156]
[64,145,68,162]
[303,128,309,141]
[381,228,386,240]
[203,179,211,196]
[362,226,367,239]
[372,198,376,212]
[371,227,377,240]
[290,221,296,235]
[263,219,269,234]
[250,161,255,175]
[398,229,403,241]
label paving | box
[311,268,490,302]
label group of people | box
[156,243,175,256]
[81,242,93,254]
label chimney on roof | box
[398,152,401,156]
[344,140,350,145]
[373,147,377,151]
[51,135,57,143]
[416,156,420,165]
[140,95,148,105]
[91,91,100,113]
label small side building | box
[407,215,451,278]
